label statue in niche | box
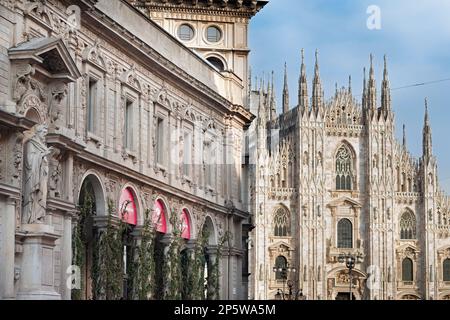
[48,149,62,198]
[49,83,67,131]
[22,124,56,224]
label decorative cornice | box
[131,0,268,18]
[0,109,36,132]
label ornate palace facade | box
[0,0,266,299]
[247,52,450,300]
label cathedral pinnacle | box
[298,49,309,113]
[367,54,377,113]
[403,124,407,148]
[270,70,277,120]
[348,75,352,94]
[423,98,433,160]
[282,62,289,113]
[381,55,391,117]
[312,49,323,114]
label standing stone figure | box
[22,124,55,224]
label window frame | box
[337,218,353,249]
[156,116,166,167]
[203,131,217,191]
[206,56,225,72]
[402,257,414,282]
[182,124,194,179]
[87,77,98,134]
[206,25,222,43]
[178,23,195,42]
[400,210,417,240]
[273,207,290,237]
[443,258,450,282]
[124,98,134,151]
[335,144,354,191]
[274,255,287,280]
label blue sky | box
[249,0,450,193]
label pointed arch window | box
[337,218,353,248]
[402,258,413,281]
[275,255,287,280]
[335,145,353,190]
[273,207,290,237]
[443,258,450,281]
[400,211,416,239]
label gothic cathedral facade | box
[247,52,450,300]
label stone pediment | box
[327,196,362,208]
[9,37,81,82]
[396,244,420,258]
[268,240,294,252]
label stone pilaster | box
[0,196,17,299]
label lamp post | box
[338,253,363,300]
[272,264,304,300]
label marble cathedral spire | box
[312,49,323,114]
[403,124,407,148]
[282,62,289,113]
[423,98,433,160]
[367,54,377,113]
[381,55,392,118]
[348,75,352,94]
[298,49,309,113]
[362,67,368,123]
[270,71,277,120]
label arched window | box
[335,145,353,190]
[275,256,287,280]
[273,207,290,237]
[400,211,416,239]
[207,57,225,71]
[337,218,353,248]
[402,258,413,281]
[443,258,450,281]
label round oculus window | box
[178,24,194,41]
[206,26,222,43]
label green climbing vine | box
[164,208,183,300]
[71,191,94,300]
[92,198,128,300]
[208,231,232,300]
[189,227,209,300]
[130,208,157,300]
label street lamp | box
[338,253,363,300]
[272,264,304,300]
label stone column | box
[16,224,60,300]
[206,245,221,299]
[0,196,17,299]
[60,212,73,300]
